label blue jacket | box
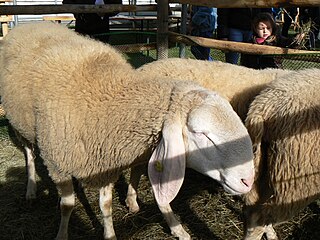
[191,6,217,33]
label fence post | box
[179,3,187,58]
[157,0,168,59]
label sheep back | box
[138,58,292,120]
[244,68,320,226]
[0,22,130,143]
[2,23,219,188]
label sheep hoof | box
[243,226,265,240]
[26,188,37,201]
[104,235,117,240]
[265,224,278,240]
[125,198,140,213]
[129,204,140,213]
[55,234,68,240]
[171,226,191,240]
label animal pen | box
[0,0,320,68]
[0,0,319,240]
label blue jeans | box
[191,30,214,61]
[226,28,252,64]
[191,45,213,61]
[190,7,217,61]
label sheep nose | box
[241,176,254,190]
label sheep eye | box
[193,131,204,137]
[193,132,209,141]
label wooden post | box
[157,0,168,59]
[0,0,13,38]
[179,4,187,58]
[1,21,8,35]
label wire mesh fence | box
[104,31,320,70]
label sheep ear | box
[148,120,186,206]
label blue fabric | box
[225,27,252,64]
[191,43,213,61]
[191,7,216,61]
[192,7,217,33]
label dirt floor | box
[0,117,319,240]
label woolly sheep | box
[243,68,320,240]
[138,58,319,239]
[125,58,292,214]
[0,22,129,201]
[0,22,255,240]
[137,58,292,121]
[0,21,129,200]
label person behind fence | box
[63,0,121,42]
[217,8,272,64]
[241,12,305,69]
[190,6,217,61]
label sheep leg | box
[25,144,36,200]
[265,224,278,240]
[55,179,75,240]
[13,128,37,200]
[158,204,191,240]
[243,226,265,240]
[100,183,116,240]
[125,165,145,213]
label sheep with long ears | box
[137,57,320,240]
[125,57,291,214]
[0,22,254,239]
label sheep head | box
[148,86,254,206]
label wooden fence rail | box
[171,0,320,8]
[169,32,320,55]
[0,4,157,15]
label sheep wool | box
[138,58,292,120]
[0,22,170,186]
[0,22,255,240]
[243,68,320,240]
[0,22,129,143]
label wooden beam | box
[0,4,157,15]
[0,15,13,22]
[157,0,168,59]
[171,0,320,8]
[43,15,75,21]
[169,32,320,55]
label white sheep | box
[0,22,255,240]
[137,58,320,239]
[137,58,292,121]
[0,21,131,201]
[124,58,292,214]
[243,68,320,240]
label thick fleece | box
[138,58,292,120]
[0,22,255,240]
[243,68,320,240]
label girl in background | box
[217,8,271,64]
[241,12,303,69]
